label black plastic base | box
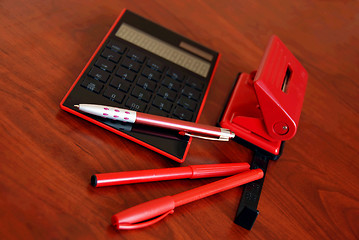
[234,150,271,230]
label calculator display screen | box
[115,23,211,78]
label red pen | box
[111,169,264,230]
[92,163,250,187]
[75,104,235,141]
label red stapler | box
[220,35,308,157]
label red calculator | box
[60,9,220,162]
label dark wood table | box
[1,0,358,239]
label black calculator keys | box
[88,67,110,83]
[177,96,197,111]
[186,77,204,91]
[147,107,169,117]
[110,76,131,92]
[157,86,176,102]
[78,41,209,123]
[127,49,146,63]
[152,96,172,112]
[173,106,193,121]
[95,58,115,72]
[181,86,201,101]
[131,86,151,102]
[103,87,125,103]
[142,67,161,82]
[116,67,136,82]
[137,77,156,92]
[126,97,147,112]
[167,68,184,82]
[147,59,165,72]
[101,48,121,63]
[81,77,103,93]
[162,76,180,92]
[107,40,126,54]
[121,58,141,72]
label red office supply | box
[111,169,264,230]
[76,104,235,141]
[92,163,250,187]
[219,35,308,156]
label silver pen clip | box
[184,128,235,141]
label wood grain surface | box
[0,0,358,239]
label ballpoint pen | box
[91,163,250,187]
[111,168,264,230]
[74,104,235,141]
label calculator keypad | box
[81,40,206,121]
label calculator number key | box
[121,58,141,72]
[103,88,125,103]
[162,77,180,92]
[152,96,172,113]
[131,86,151,102]
[116,67,137,82]
[137,77,156,92]
[126,97,146,112]
[110,76,131,92]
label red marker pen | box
[111,169,264,230]
[92,163,250,187]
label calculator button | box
[181,86,201,101]
[162,76,180,92]
[110,76,131,92]
[121,58,141,72]
[167,68,184,82]
[137,77,156,92]
[177,96,197,111]
[147,106,169,117]
[127,49,146,63]
[88,67,110,83]
[186,77,204,91]
[157,86,177,102]
[107,40,126,54]
[142,67,161,82]
[131,86,151,102]
[152,96,172,113]
[116,67,136,82]
[126,97,147,112]
[103,87,125,103]
[173,106,193,121]
[147,59,165,72]
[81,77,103,93]
[95,58,115,72]
[101,48,121,63]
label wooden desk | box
[1,0,358,239]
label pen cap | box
[112,196,175,229]
[190,163,250,179]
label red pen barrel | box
[92,163,250,187]
[135,112,233,139]
[92,168,191,187]
[172,169,264,207]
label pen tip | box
[74,105,79,108]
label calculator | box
[60,9,220,162]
